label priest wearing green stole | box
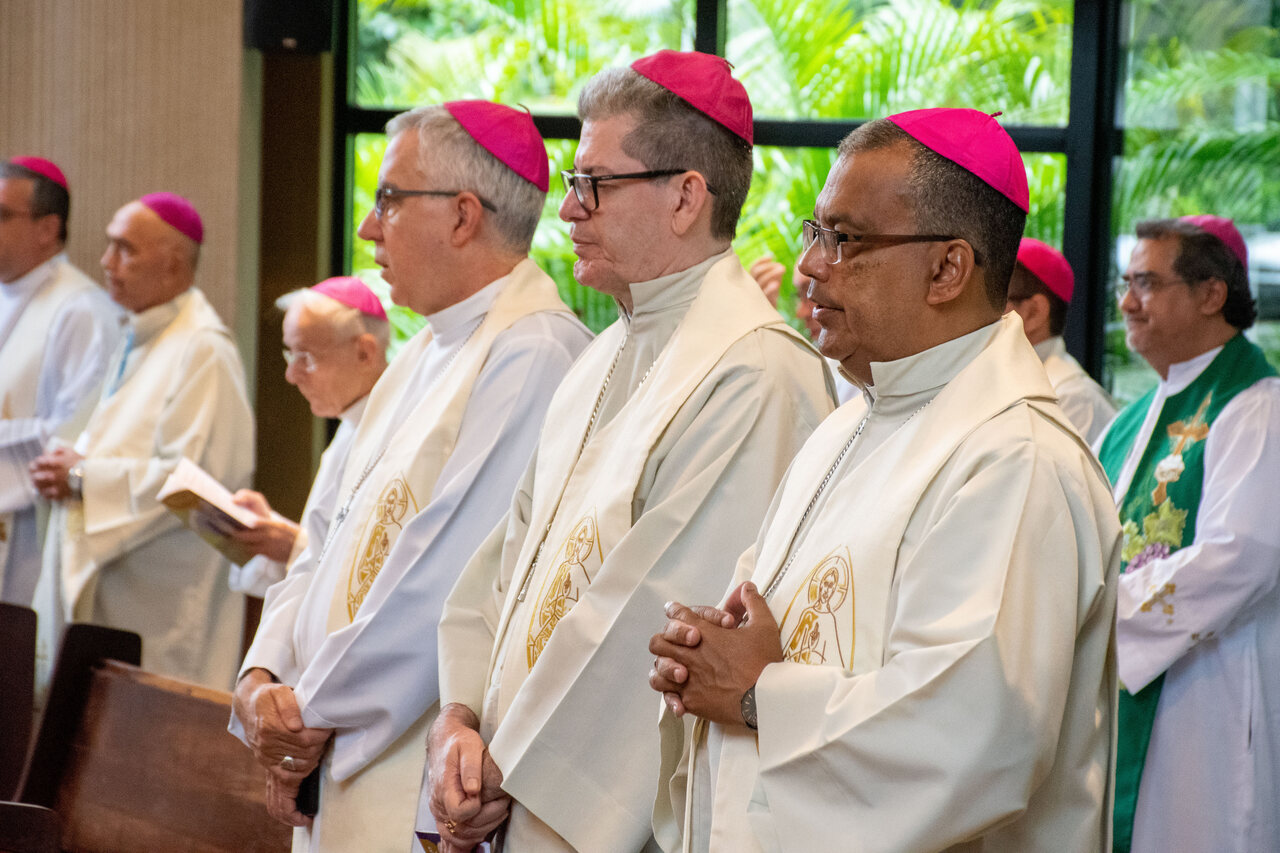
[1098,215,1280,853]
[649,109,1123,852]
[428,51,834,852]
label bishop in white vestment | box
[651,109,1122,853]
[227,278,389,597]
[1006,237,1116,443]
[0,157,120,605]
[429,52,834,853]
[31,192,254,692]
[231,102,592,853]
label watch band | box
[740,684,759,730]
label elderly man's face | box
[282,303,366,418]
[798,144,935,383]
[100,202,187,313]
[357,131,465,316]
[1119,236,1213,373]
[558,113,680,299]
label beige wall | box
[0,0,260,366]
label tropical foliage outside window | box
[1108,0,1280,400]
[346,0,1279,404]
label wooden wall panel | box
[0,0,258,354]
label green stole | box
[1097,333,1277,852]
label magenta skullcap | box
[1017,237,1074,303]
[443,101,549,192]
[631,50,753,144]
[887,108,1029,213]
[139,192,204,245]
[9,156,68,190]
[311,276,387,321]
[1179,214,1248,269]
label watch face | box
[740,685,759,730]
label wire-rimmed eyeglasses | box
[800,219,971,266]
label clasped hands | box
[233,668,334,827]
[426,704,510,852]
[29,446,82,501]
[648,581,784,726]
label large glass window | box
[339,0,1096,352]
[1107,0,1280,402]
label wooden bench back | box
[48,661,290,853]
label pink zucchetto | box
[1180,214,1248,269]
[443,100,549,192]
[139,192,204,245]
[1017,237,1074,303]
[887,108,1029,213]
[9,156,68,190]
[631,50,753,144]
[311,276,387,321]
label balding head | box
[100,201,199,313]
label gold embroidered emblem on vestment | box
[527,513,600,669]
[779,549,854,667]
[346,475,418,620]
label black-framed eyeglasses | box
[801,219,970,266]
[561,169,697,212]
[1114,272,1192,301]
[373,186,497,220]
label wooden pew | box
[0,604,37,800]
[20,660,290,853]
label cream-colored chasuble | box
[438,252,834,852]
[485,255,811,726]
[293,259,574,853]
[34,288,252,695]
[657,315,1121,853]
[0,255,115,604]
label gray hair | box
[275,288,391,354]
[839,119,1026,310]
[577,67,753,241]
[386,105,546,253]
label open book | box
[156,458,258,564]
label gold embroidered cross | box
[1153,393,1212,504]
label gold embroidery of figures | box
[779,548,854,667]
[346,475,418,620]
[526,512,601,668]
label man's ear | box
[447,193,488,247]
[1197,276,1228,317]
[924,239,976,306]
[670,171,712,238]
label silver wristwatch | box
[67,463,85,498]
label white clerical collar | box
[127,287,192,345]
[424,262,517,345]
[1160,344,1224,396]
[0,252,62,296]
[1033,334,1067,364]
[621,249,731,322]
[339,394,369,426]
[868,319,1003,403]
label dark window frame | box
[329,0,1122,376]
